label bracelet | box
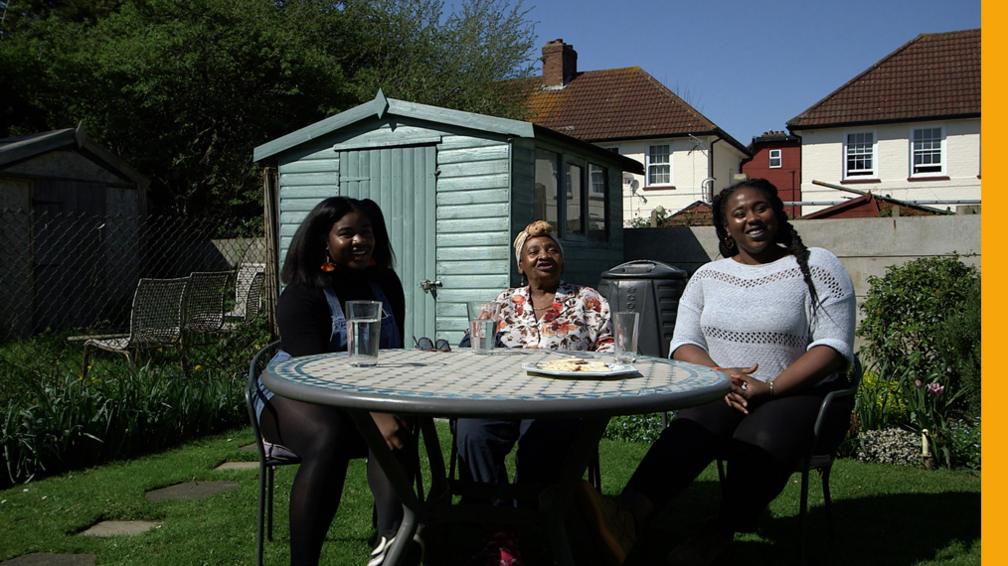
[768,379,775,399]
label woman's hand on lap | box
[716,364,769,414]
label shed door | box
[339,145,437,341]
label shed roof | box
[801,192,950,219]
[252,90,643,173]
[788,29,980,130]
[520,66,748,154]
[0,126,149,188]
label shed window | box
[566,163,584,234]
[534,149,559,225]
[588,163,608,240]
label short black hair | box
[280,197,395,287]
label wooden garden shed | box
[0,126,149,338]
[253,90,643,343]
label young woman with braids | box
[574,179,856,565]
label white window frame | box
[843,131,877,179]
[645,144,672,186]
[768,149,782,169]
[589,163,607,196]
[909,126,946,177]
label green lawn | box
[0,423,979,565]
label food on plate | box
[539,358,611,373]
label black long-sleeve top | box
[277,268,406,358]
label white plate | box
[523,360,640,379]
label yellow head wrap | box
[513,220,563,274]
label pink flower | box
[926,382,945,396]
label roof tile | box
[521,67,723,141]
[788,29,980,128]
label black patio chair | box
[246,341,412,565]
[246,341,301,566]
[715,354,863,565]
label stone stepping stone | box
[240,443,258,453]
[215,461,259,471]
[145,480,239,502]
[1,554,96,565]
[79,520,161,537]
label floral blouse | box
[493,282,614,352]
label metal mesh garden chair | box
[224,261,264,320]
[183,271,232,334]
[80,277,190,377]
[224,269,265,330]
[715,354,863,565]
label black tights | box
[260,394,405,566]
[626,385,850,532]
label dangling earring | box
[320,251,336,272]
[723,235,737,253]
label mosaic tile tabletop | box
[265,348,730,417]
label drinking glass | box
[346,300,382,367]
[467,301,501,354]
[612,311,640,364]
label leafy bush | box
[854,368,910,432]
[604,413,666,443]
[948,418,981,472]
[0,326,271,487]
[856,256,980,467]
[932,278,981,417]
[0,363,245,487]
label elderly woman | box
[575,179,856,565]
[455,219,613,564]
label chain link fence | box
[0,208,268,341]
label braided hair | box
[711,178,820,312]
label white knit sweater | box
[669,247,855,383]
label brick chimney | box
[542,39,577,88]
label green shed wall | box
[275,117,512,344]
[509,138,626,290]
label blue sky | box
[520,0,979,145]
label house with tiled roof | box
[522,40,748,226]
[787,29,980,215]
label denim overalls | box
[255,282,402,422]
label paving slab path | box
[145,480,239,502]
[215,461,259,471]
[1,554,96,566]
[79,520,161,537]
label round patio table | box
[264,348,729,565]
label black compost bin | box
[598,260,688,359]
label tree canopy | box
[0,0,536,232]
